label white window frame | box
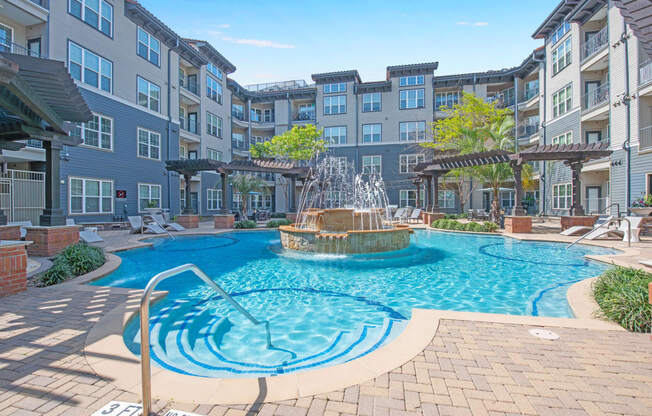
[553,183,573,210]
[400,88,425,109]
[399,75,424,87]
[137,76,160,112]
[399,189,424,208]
[438,189,455,209]
[323,82,346,93]
[207,148,222,161]
[324,95,346,115]
[362,155,382,175]
[207,188,222,210]
[207,62,223,80]
[138,183,162,212]
[362,124,382,143]
[399,121,426,141]
[324,126,346,145]
[137,27,160,66]
[68,41,112,93]
[137,127,161,160]
[552,131,573,145]
[206,112,223,137]
[362,93,381,112]
[68,176,113,215]
[551,21,570,45]
[435,91,459,109]
[552,84,572,118]
[552,37,571,75]
[206,75,223,104]
[399,154,425,174]
[0,23,14,52]
[68,0,113,37]
[75,113,113,151]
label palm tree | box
[229,174,267,219]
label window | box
[250,194,272,210]
[206,75,223,103]
[399,121,426,141]
[0,23,13,52]
[325,191,346,208]
[69,177,113,214]
[362,124,382,143]
[328,157,348,174]
[68,41,112,92]
[179,145,186,160]
[69,0,113,37]
[324,95,346,114]
[399,75,424,87]
[138,183,161,211]
[552,131,573,145]
[585,131,602,144]
[552,37,571,75]
[362,155,381,174]
[551,21,570,45]
[27,37,41,57]
[137,27,160,66]
[137,128,160,160]
[324,126,346,145]
[137,77,160,112]
[553,183,573,210]
[323,82,346,93]
[207,148,222,161]
[435,92,459,109]
[647,173,652,196]
[399,154,425,173]
[552,84,572,118]
[207,62,223,80]
[207,188,222,210]
[400,88,425,109]
[264,109,274,122]
[72,113,112,150]
[399,190,424,208]
[206,112,223,137]
[362,93,381,112]
[438,190,455,209]
[232,133,245,149]
[500,191,514,209]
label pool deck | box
[1,221,651,415]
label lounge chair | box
[560,215,613,236]
[408,208,422,223]
[584,216,643,243]
[393,207,406,223]
[8,221,32,239]
[639,260,652,268]
[150,214,185,231]
[66,218,104,243]
[128,216,166,234]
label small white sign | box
[164,411,205,416]
[92,401,142,416]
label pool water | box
[93,230,615,377]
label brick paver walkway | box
[1,285,651,416]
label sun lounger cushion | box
[79,230,104,243]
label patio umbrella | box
[478,187,515,192]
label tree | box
[250,124,326,162]
[229,173,267,219]
[442,168,477,213]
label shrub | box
[270,213,287,219]
[234,220,257,229]
[38,242,105,287]
[444,213,468,220]
[266,219,292,228]
[431,219,497,233]
[593,267,652,332]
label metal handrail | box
[567,217,631,249]
[140,264,260,415]
[143,214,175,240]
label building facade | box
[0,0,650,223]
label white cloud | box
[221,37,295,49]
[215,24,230,29]
[456,21,469,26]
[456,21,488,27]
[474,22,489,26]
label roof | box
[612,0,652,57]
[515,142,612,161]
[183,38,236,74]
[567,0,608,23]
[355,81,392,94]
[227,79,316,102]
[386,62,438,78]
[124,0,180,49]
[311,70,361,84]
[532,0,581,39]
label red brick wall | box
[424,212,445,226]
[214,214,235,229]
[560,216,596,231]
[505,216,532,233]
[0,244,27,297]
[177,215,199,229]
[0,225,20,241]
[25,226,80,257]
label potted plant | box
[631,194,652,216]
[143,200,160,215]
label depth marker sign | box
[92,401,205,416]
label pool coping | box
[77,227,640,405]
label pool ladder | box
[139,264,263,415]
[566,217,631,249]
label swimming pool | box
[93,230,614,377]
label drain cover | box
[529,328,559,340]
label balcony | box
[294,110,315,121]
[520,85,539,102]
[518,123,539,138]
[231,135,248,151]
[26,139,42,148]
[581,83,609,119]
[581,26,608,62]
[0,41,43,58]
[1,0,48,25]
[640,125,652,151]
[179,74,199,98]
[639,60,652,87]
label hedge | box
[39,243,105,286]
[431,219,498,233]
[593,266,652,332]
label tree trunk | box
[490,186,501,224]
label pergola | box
[0,53,92,225]
[413,143,612,216]
[165,158,309,214]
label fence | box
[0,169,45,224]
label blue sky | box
[139,0,558,86]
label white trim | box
[68,176,114,216]
[137,127,161,161]
[137,182,162,213]
[206,188,222,211]
[361,155,382,175]
[77,112,114,152]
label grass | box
[593,266,652,332]
[38,243,105,286]
[431,218,498,233]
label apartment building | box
[1,0,650,223]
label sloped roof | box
[612,0,652,57]
[311,70,361,83]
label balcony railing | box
[294,110,315,121]
[639,59,652,86]
[250,114,274,123]
[232,136,248,150]
[640,125,652,151]
[26,139,43,148]
[232,109,247,121]
[520,85,539,102]
[518,123,539,138]
[179,75,199,95]
[0,41,43,58]
[582,83,609,112]
[581,26,608,61]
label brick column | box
[0,241,31,297]
[24,226,80,257]
[0,225,21,240]
[214,214,235,229]
[505,216,532,233]
[176,215,199,229]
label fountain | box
[279,157,411,254]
